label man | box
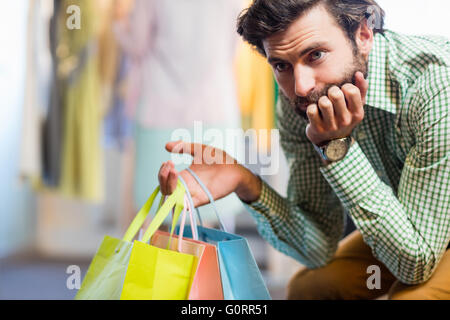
[158,0,450,299]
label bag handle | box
[166,192,198,250]
[141,180,185,244]
[165,195,189,251]
[185,167,227,232]
[122,186,161,242]
[175,195,197,252]
[178,175,200,240]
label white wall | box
[377,0,450,38]
[0,1,36,258]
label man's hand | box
[158,141,262,207]
[305,71,368,146]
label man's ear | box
[355,19,374,58]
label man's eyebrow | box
[267,41,328,64]
[298,42,327,58]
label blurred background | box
[0,0,449,300]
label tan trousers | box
[287,231,450,300]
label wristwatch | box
[313,136,353,162]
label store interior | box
[0,0,448,300]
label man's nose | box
[294,65,315,97]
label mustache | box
[288,53,368,119]
[291,72,359,116]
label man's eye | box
[275,63,290,72]
[310,51,326,61]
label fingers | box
[158,161,178,195]
[306,104,321,129]
[327,86,351,127]
[317,96,335,129]
[354,71,369,105]
[309,86,351,131]
[165,140,235,165]
[167,163,178,194]
[306,78,366,146]
[166,140,206,164]
[341,83,364,121]
[166,141,203,157]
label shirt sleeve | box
[320,84,450,285]
[243,95,346,269]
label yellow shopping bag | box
[120,181,199,300]
[151,194,224,300]
[75,186,163,300]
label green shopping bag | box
[75,186,164,300]
[120,181,199,300]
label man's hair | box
[237,0,385,56]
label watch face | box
[325,139,347,161]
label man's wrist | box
[314,136,355,165]
[235,166,262,204]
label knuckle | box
[353,112,364,123]
[342,84,357,95]
[328,86,343,100]
[307,107,316,117]
[329,124,338,132]
[349,87,361,96]
[315,125,326,135]
[338,117,352,127]
[318,96,331,106]
[341,83,352,91]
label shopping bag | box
[176,168,271,300]
[120,181,199,300]
[152,194,224,300]
[180,225,271,300]
[75,186,163,300]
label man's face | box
[263,5,369,120]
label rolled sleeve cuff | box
[242,179,290,221]
[320,141,380,210]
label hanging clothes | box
[114,0,242,129]
[42,0,63,187]
[103,55,132,150]
[114,0,246,223]
[20,0,52,184]
[97,0,121,116]
[57,0,104,202]
[234,41,276,152]
[233,0,277,152]
[98,0,132,150]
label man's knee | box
[388,280,450,300]
[286,266,332,300]
[286,260,393,300]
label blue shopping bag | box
[177,169,271,300]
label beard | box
[286,51,368,120]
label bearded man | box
[158,0,450,299]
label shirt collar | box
[365,31,399,115]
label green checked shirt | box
[244,30,450,285]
